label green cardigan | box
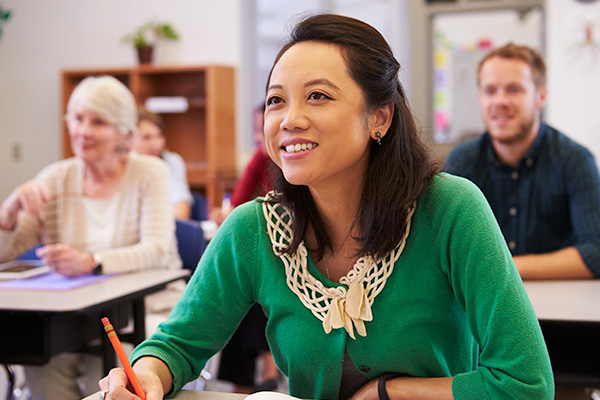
[132,173,554,399]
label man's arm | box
[513,247,594,279]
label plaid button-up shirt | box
[444,123,600,277]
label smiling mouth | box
[283,143,318,153]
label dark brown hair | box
[477,42,547,88]
[266,13,437,260]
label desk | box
[83,390,248,400]
[83,390,247,400]
[524,280,600,387]
[70,279,599,396]
[0,269,189,375]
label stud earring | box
[375,131,382,146]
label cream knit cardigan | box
[0,152,182,273]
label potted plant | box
[121,21,180,64]
[0,5,11,41]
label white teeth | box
[285,143,317,153]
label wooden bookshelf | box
[61,65,237,210]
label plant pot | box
[136,46,154,64]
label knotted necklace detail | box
[262,193,416,339]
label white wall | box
[545,0,600,160]
[1,0,598,202]
[0,0,410,201]
[0,0,242,199]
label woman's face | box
[131,119,166,157]
[68,104,126,163]
[264,41,374,191]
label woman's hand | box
[99,357,172,400]
[36,244,95,276]
[208,205,233,226]
[0,181,50,230]
[99,367,164,400]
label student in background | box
[131,106,193,220]
[210,104,279,393]
[100,14,553,400]
[444,43,600,280]
[210,104,273,225]
[0,76,182,400]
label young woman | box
[131,106,193,220]
[99,14,553,400]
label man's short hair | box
[477,42,546,88]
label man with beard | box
[444,43,600,281]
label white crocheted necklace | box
[262,193,416,339]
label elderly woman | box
[0,76,181,400]
[100,14,553,400]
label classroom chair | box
[190,192,208,222]
[175,218,206,272]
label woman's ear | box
[117,134,132,153]
[370,103,394,140]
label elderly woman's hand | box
[0,181,50,230]
[36,243,96,276]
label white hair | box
[66,75,138,136]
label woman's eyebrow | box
[305,79,340,90]
[267,79,341,93]
[267,84,282,92]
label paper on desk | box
[245,392,302,400]
[0,271,116,290]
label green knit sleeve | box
[130,200,266,395]
[435,174,554,399]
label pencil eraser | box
[101,317,110,326]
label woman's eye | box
[308,92,330,101]
[266,96,283,106]
[92,118,107,126]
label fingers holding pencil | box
[101,317,164,400]
[99,368,162,400]
[98,368,129,400]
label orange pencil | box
[101,317,146,400]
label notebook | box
[246,392,301,400]
[0,260,51,280]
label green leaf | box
[0,7,12,22]
[159,23,179,40]
[121,21,179,48]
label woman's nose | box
[280,102,308,131]
[73,119,92,136]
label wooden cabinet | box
[61,65,237,211]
